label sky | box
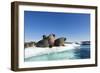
[24,11,90,42]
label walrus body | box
[36,39,49,47]
[54,37,66,46]
[36,35,49,47]
[48,34,55,47]
[24,42,36,48]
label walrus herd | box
[25,34,66,48]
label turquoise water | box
[24,45,90,62]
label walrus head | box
[64,38,66,41]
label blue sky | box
[24,11,90,42]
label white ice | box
[24,43,80,59]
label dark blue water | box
[74,45,90,59]
[25,45,90,62]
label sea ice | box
[24,43,80,59]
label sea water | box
[25,45,90,62]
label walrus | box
[24,41,36,48]
[36,35,49,47]
[54,37,66,46]
[48,34,56,48]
